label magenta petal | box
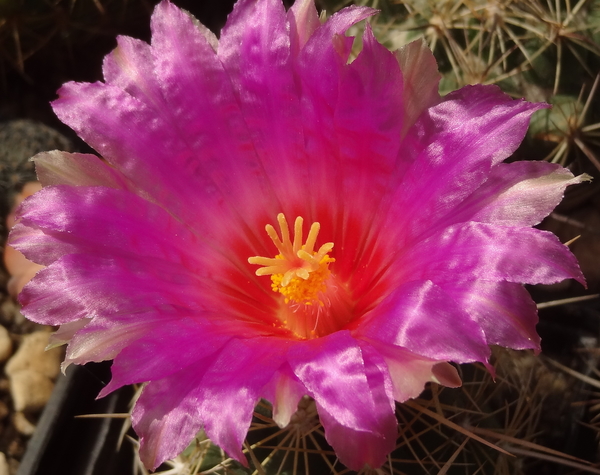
[53,29,272,240]
[218,0,308,210]
[51,81,260,243]
[12,186,199,266]
[314,341,396,470]
[335,24,403,199]
[133,336,288,470]
[19,252,205,326]
[331,24,405,278]
[357,280,490,364]
[285,6,379,222]
[99,318,233,397]
[288,332,394,437]
[132,365,209,470]
[389,86,547,244]
[149,1,281,224]
[198,338,289,463]
[407,222,585,286]
[439,280,540,350]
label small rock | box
[0,300,19,325]
[8,370,54,412]
[4,181,44,298]
[7,438,24,458]
[0,326,11,363]
[13,412,36,436]
[0,452,8,475]
[5,331,61,379]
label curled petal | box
[288,331,383,434]
[288,331,397,470]
[48,318,91,350]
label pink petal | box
[331,24,404,279]
[292,6,377,218]
[364,339,461,402]
[19,253,204,326]
[133,336,287,469]
[47,318,91,349]
[262,365,306,428]
[102,35,160,102]
[64,310,186,368]
[395,39,441,137]
[287,0,320,54]
[450,161,588,227]
[149,0,281,225]
[218,0,308,211]
[53,5,276,241]
[33,151,134,190]
[51,81,263,244]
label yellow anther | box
[248,213,335,305]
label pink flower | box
[10,0,585,470]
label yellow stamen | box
[248,213,335,305]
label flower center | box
[249,213,355,339]
[248,213,335,306]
